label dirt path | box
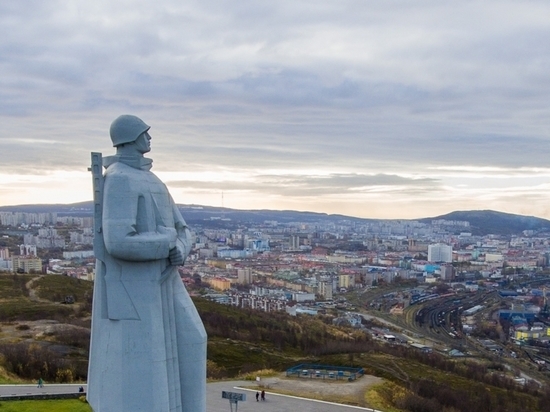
[25,275,48,303]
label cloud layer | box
[1,1,550,218]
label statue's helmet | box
[110,115,150,147]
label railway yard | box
[348,282,550,386]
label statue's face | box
[135,132,151,154]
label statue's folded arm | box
[102,175,172,262]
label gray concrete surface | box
[0,383,85,397]
[0,381,382,411]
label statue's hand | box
[169,247,184,266]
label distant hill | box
[1,202,550,235]
[0,201,94,215]
[0,201,376,225]
[419,210,550,236]
[177,204,377,225]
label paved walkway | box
[0,383,85,397]
[0,382,382,411]
[207,381,381,412]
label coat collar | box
[103,155,153,171]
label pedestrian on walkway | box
[256,391,259,401]
[261,390,265,401]
[37,377,43,388]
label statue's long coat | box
[87,156,207,412]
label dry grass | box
[239,368,280,381]
[365,381,407,412]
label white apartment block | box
[0,247,9,260]
[428,243,452,263]
[19,244,37,256]
[0,212,57,226]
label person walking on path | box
[37,378,43,388]
[256,391,259,401]
[261,390,265,401]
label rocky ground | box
[0,319,87,340]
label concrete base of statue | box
[87,266,207,412]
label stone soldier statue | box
[88,115,207,412]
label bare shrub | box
[53,327,90,350]
[0,342,85,382]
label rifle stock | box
[90,152,105,261]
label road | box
[0,383,85,396]
[0,381,382,412]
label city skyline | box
[1,1,550,220]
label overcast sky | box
[1,1,550,219]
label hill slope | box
[2,202,550,235]
[420,210,550,235]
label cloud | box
[1,1,550,218]
[166,173,441,198]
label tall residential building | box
[290,235,300,250]
[0,248,9,260]
[439,264,455,281]
[237,268,253,284]
[428,243,452,263]
[19,244,37,256]
[318,280,333,300]
[338,274,355,289]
